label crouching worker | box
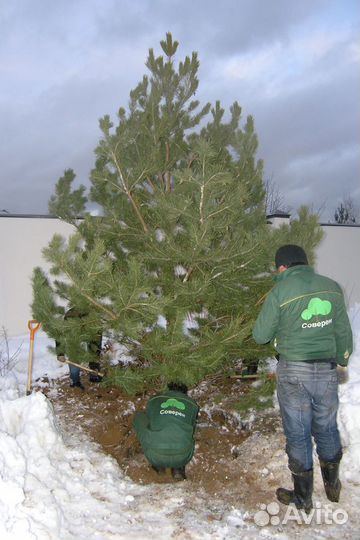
[133,382,199,481]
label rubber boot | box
[89,361,102,383]
[171,466,186,481]
[320,461,341,502]
[70,380,85,390]
[276,470,313,514]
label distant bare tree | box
[264,175,291,215]
[307,200,327,220]
[334,196,359,224]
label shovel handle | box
[28,320,41,339]
[26,320,41,395]
[57,356,105,378]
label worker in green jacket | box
[133,382,199,481]
[253,244,353,513]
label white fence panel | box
[0,216,359,336]
[0,216,75,335]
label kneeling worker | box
[133,382,199,480]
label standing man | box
[253,244,353,513]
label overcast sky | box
[1,0,359,221]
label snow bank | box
[0,391,63,539]
[338,304,360,484]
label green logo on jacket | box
[160,398,186,411]
[301,298,332,321]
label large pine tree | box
[32,34,323,393]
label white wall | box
[0,216,75,336]
[267,216,360,306]
[0,216,359,336]
[315,224,360,307]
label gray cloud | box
[0,0,358,220]
[252,58,359,217]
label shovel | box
[26,320,41,395]
[57,356,105,379]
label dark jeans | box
[69,364,81,384]
[55,334,102,384]
[277,359,342,473]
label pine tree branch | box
[209,271,224,281]
[165,141,172,192]
[109,146,149,234]
[146,176,157,193]
[221,332,245,343]
[62,270,118,320]
[255,291,269,306]
[157,172,166,191]
[199,184,205,225]
[187,154,196,168]
[207,206,231,220]
[199,172,224,225]
[182,267,193,282]
[117,303,154,316]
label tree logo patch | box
[161,398,186,411]
[301,298,332,321]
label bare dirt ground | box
[41,372,288,513]
[35,372,360,539]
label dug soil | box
[42,373,288,512]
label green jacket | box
[133,390,199,467]
[252,265,353,365]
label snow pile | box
[0,391,64,539]
[338,304,360,484]
[0,389,178,540]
